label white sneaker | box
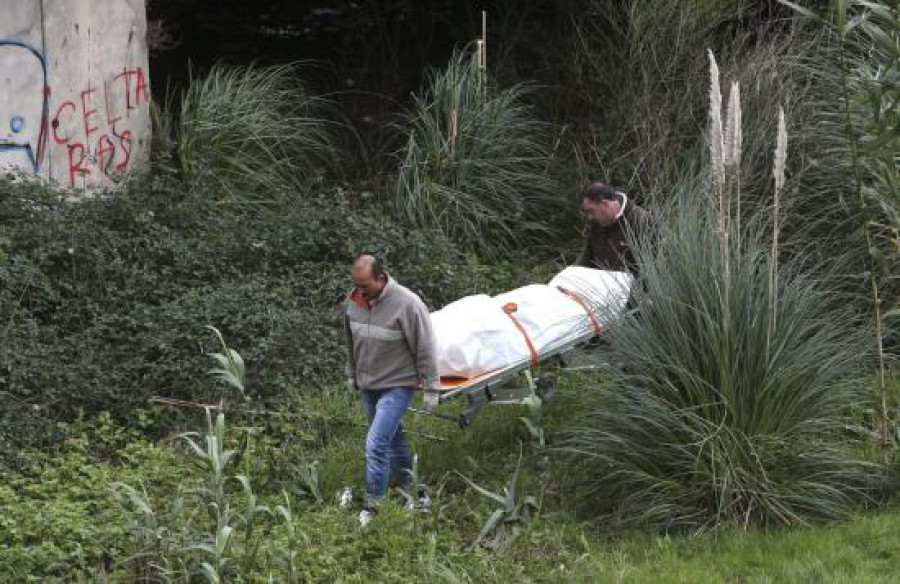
[359,508,375,528]
[404,490,432,512]
[339,487,353,509]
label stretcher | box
[418,320,610,428]
[413,267,633,428]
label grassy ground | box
[582,512,900,583]
[2,368,898,582]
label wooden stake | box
[481,10,487,70]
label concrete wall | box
[1,0,150,192]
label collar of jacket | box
[592,196,632,232]
[348,276,395,310]
[370,276,395,306]
[614,192,629,221]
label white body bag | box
[431,267,632,378]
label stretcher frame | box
[421,326,606,428]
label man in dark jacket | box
[577,182,655,276]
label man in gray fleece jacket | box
[344,254,440,523]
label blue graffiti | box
[0,39,50,173]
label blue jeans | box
[360,387,414,507]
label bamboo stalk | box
[835,24,890,451]
[150,396,224,410]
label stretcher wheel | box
[536,374,557,401]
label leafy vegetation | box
[782,0,900,446]
[551,1,811,206]
[1,370,898,581]
[1,0,899,580]
[0,175,532,429]
[556,44,881,529]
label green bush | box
[558,197,877,530]
[0,174,528,433]
[562,1,753,191]
[0,413,185,579]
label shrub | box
[393,48,560,253]
[0,414,184,579]
[564,1,793,194]
[171,63,333,202]
[558,194,877,530]
[0,174,531,431]
[558,48,879,528]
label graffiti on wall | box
[0,40,50,173]
[51,65,149,187]
[0,23,149,189]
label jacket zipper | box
[366,305,373,389]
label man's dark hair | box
[357,252,387,280]
[370,255,386,280]
[581,182,620,203]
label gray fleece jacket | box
[344,277,439,391]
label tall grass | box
[558,193,876,530]
[557,49,877,528]
[566,0,824,227]
[393,49,558,253]
[172,63,332,204]
[781,0,899,446]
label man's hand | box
[347,378,356,392]
[422,388,441,414]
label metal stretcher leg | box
[535,373,557,401]
[432,328,619,427]
[458,393,484,429]
[455,370,556,428]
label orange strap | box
[563,290,603,336]
[502,302,540,366]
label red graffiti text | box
[51,66,149,187]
